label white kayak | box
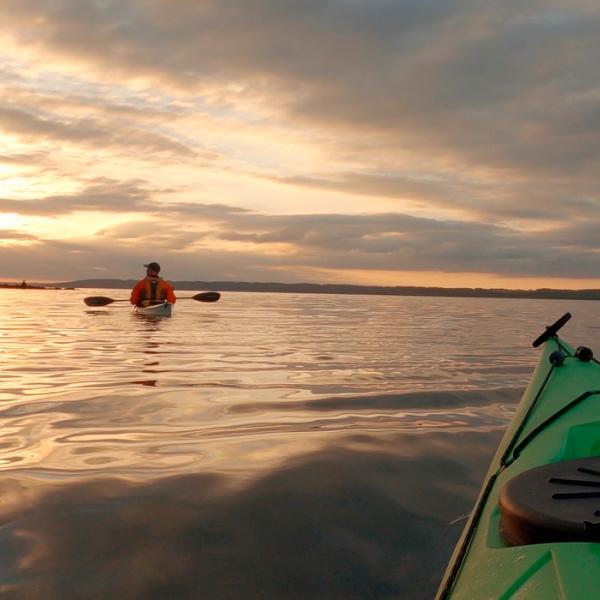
[134,302,173,317]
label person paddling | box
[130,262,176,307]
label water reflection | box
[2,291,600,598]
[130,312,167,386]
[0,431,501,599]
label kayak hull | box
[436,333,600,599]
[134,302,173,317]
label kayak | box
[134,303,173,317]
[134,302,173,317]
[436,313,600,599]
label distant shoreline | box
[48,278,600,301]
[0,282,75,290]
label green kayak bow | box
[437,313,600,599]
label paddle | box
[84,291,221,307]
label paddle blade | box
[192,291,221,303]
[84,296,116,307]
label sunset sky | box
[1,0,600,288]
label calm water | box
[1,289,599,598]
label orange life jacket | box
[138,276,170,306]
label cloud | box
[0,229,38,241]
[1,1,600,284]
[0,104,196,158]
[0,151,50,165]
[3,2,599,192]
[270,172,600,224]
[273,173,467,206]
[207,211,600,279]
[0,178,256,220]
[0,179,152,216]
[2,191,599,281]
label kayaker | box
[130,262,176,307]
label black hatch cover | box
[499,457,600,546]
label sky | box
[1,0,600,288]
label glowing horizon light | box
[0,212,22,229]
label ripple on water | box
[0,291,593,479]
[0,290,598,596]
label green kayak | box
[437,313,600,599]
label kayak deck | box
[134,302,173,317]
[437,334,600,599]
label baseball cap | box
[144,262,161,273]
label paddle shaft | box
[84,291,220,306]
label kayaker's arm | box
[130,280,144,305]
[165,282,176,304]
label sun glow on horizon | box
[310,269,600,291]
[0,212,22,229]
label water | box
[0,289,598,598]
